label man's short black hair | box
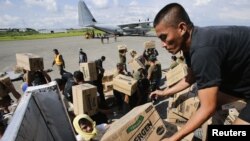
[153,3,193,28]
[53,49,58,52]
[73,71,84,82]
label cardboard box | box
[221,100,246,111]
[72,83,98,116]
[101,103,166,141]
[171,84,200,119]
[102,71,114,83]
[0,75,12,97]
[166,63,188,87]
[128,55,145,72]
[80,62,97,81]
[103,81,113,92]
[16,53,44,71]
[113,74,137,96]
[166,108,188,124]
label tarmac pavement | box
[0,33,172,94]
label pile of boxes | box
[165,61,247,141]
[164,63,199,140]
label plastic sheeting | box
[2,81,76,141]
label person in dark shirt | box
[93,56,108,109]
[79,48,88,64]
[150,3,250,141]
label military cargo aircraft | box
[78,0,152,36]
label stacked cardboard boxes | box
[80,62,97,81]
[72,83,98,116]
[170,84,200,119]
[101,103,166,141]
[16,53,44,71]
[166,63,188,87]
[113,74,137,96]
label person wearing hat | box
[147,55,162,93]
[79,48,88,64]
[52,49,65,75]
[73,114,109,141]
[118,45,128,73]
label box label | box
[127,115,144,133]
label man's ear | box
[178,22,187,36]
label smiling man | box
[150,3,250,141]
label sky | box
[1,0,250,29]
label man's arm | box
[149,67,194,98]
[165,86,218,141]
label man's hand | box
[149,89,165,100]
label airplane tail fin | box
[78,0,97,27]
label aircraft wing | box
[118,21,152,29]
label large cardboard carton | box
[80,62,97,81]
[102,70,114,83]
[72,83,98,116]
[16,53,44,71]
[0,75,12,97]
[128,55,145,72]
[171,84,200,119]
[166,63,188,87]
[113,74,137,96]
[101,103,166,141]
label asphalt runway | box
[0,33,172,93]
